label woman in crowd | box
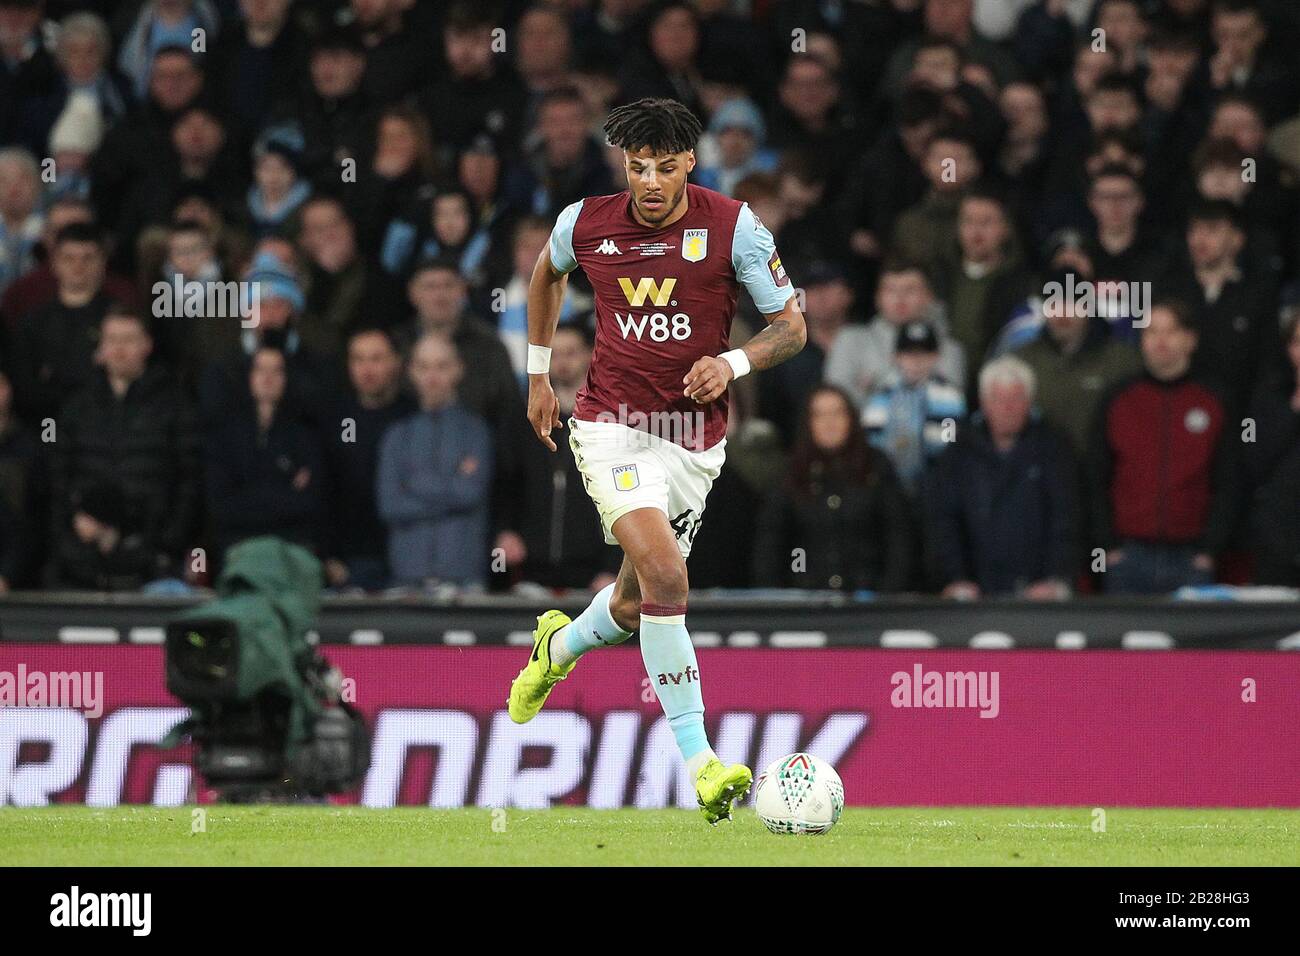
[754,384,913,592]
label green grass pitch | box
[2,807,1297,866]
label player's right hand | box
[527,375,562,451]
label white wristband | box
[719,348,751,380]
[527,343,552,374]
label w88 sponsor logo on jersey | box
[614,276,692,342]
[615,311,692,342]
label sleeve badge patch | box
[767,250,789,287]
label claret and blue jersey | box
[547,183,794,451]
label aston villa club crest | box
[612,464,640,491]
[681,228,708,262]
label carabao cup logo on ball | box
[754,752,845,835]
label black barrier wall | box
[0,594,1297,648]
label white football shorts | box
[568,416,726,557]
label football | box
[752,753,845,835]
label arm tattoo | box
[743,317,805,372]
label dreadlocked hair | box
[603,98,702,155]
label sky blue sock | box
[639,607,709,760]
[555,583,632,665]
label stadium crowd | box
[0,0,1298,596]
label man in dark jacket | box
[926,355,1078,598]
[1090,301,1237,593]
[1241,313,1300,586]
[51,306,199,579]
[1014,276,1142,459]
[11,222,114,423]
[319,326,414,590]
[1159,199,1280,420]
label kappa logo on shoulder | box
[596,238,622,255]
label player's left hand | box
[683,355,734,404]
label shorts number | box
[669,509,701,547]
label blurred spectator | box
[210,0,307,135]
[0,197,136,333]
[91,46,205,243]
[513,3,574,113]
[891,128,983,271]
[926,355,1078,598]
[247,129,312,239]
[1207,0,1298,124]
[320,326,415,591]
[0,368,33,517]
[864,320,967,496]
[133,186,250,301]
[377,333,492,588]
[502,86,615,221]
[754,384,912,592]
[198,250,334,424]
[514,323,617,590]
[204,343,326,560]
[50,479,160,590]
[1162,199,1277,418]
[497,215,586,383]
[0,147,42,298]
[997,80,1053,244]
[694,98,777,198]
[50,306,198,578]
[931,188,1037,369]
[380,187,492,286]
[769,52,862,194]
[44,90,103,205]
[402,256,531,572]
[350,105,438,251]
[1013,272,1141,459]
[825,259,966,407]
[617,1,706,118]
[115,102,245,265]
[883,0,1020,98]
[1242,312,1300,585]
[289,25,373,176]
[116,0,220,100]
[296,194,401,351]
[1085,164,1171,296]
[0,369,34,586]
[419,1,524,158]
[759,260,854,445]
[1090,302,1237,594]
[0,0,59,154]
[688,386,771,591]
[770,154,840,279]
[839,87,946,273]
[351,0,426,106]
[1094,0,1149,77]
[49,13,130,137]
[11,222,112,422]
[402,258,518,427]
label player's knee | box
[638,556,689,608]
